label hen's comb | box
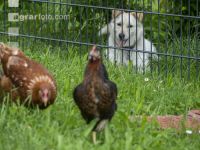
[91,45,97,52]
[91,45,101,52]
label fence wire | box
[0,0,199,79]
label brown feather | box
[73,45,117,132]
[0,75,13,92]
[0,43,57,108]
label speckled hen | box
[73,45,117,143]
[0,43,57,109]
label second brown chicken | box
[0,43,57,109]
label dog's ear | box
[131,12,144,22]
[112,10,122,18]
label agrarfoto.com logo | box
[8,13,69,22]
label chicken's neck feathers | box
[85,61,105,78]
[27,75,56,92]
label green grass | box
[0,41,200,150]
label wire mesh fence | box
[0,0,199,79]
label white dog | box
[99,10,157,71]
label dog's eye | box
[117,23,121,26]
[128,25,133,28]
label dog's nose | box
[119,33,125,40]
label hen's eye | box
[128,25,133,28]
[117,23,121,26]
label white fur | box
[99,11,157,71]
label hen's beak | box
[42,97,48,107]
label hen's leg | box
[92,119,108,144]
[92,131,97,144]
[94,119,108,132]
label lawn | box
[0,41,200,150]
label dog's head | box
[110,10,144,48]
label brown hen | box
[0,43,57,109]
[73,45,117,143]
